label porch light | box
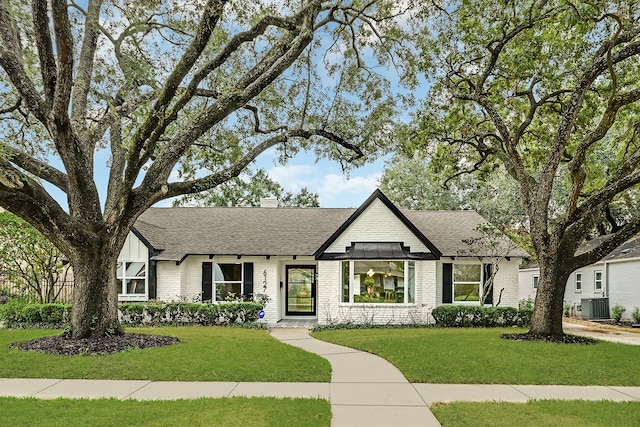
[367,268,375,277]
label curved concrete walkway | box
[270,328,441,427]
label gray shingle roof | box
[135,205,528,261]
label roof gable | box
[314,189,442,259]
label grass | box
[312,327,640,385]
[431,400,640,426]
[1,327,331,382]
[0,396,331,427]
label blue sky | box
[258,148,387,208]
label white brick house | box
[118,190,527,325]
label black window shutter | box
[442,263,453,304]
[202,262,213,302]
[483,264,494,305]
[243,262,254,301]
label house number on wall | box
[263,269,268,292]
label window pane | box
[215,264,241,281]
[455,283,479,301]
[454,264,481,282]
[533,276,539,289]
[352,261,405,304]
[126,262,145,278]
[342,261,350,303]
[127,279,145,294]
[407,261,415,303]
[216,282,241,301]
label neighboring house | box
[519,234,640,321]
[119,190,528,325]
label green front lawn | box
[0,396,331,427]
[1,327,331,382]
[431,400,640,426]
[312,327,640,385]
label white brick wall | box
[156,261,182,301]
[493,259,521,307]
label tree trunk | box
[529,257,571,336]
[69,243,123,339]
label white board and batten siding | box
[325,199,430,254]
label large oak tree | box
[0,0,412,338]
[413,0,640,336]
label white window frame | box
[117,260,148,301]
[452,263,484,305]
[533,275,539,291]
[214,263,243,302]
[341,260,415,304]
[575,272,582,292]
[594,270,603,292]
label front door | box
[286,266,316,316]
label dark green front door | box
[286,266,316,316]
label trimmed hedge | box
[431,305,533,328]
[119,302,263,326]
[0,300,263,328]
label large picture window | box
[215,263,242,301]
[453,264,481,302]
[117,261,146,297]
[341,260,415,304]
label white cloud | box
[266,163,381,208]
[318,173,381,207]
[267,164,319,192]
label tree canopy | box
[411,0,640,335]
[175,168,319,207]
[0,0,421,337]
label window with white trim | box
[453,264,482,302]
[594,270,602,292]
[341,260,415,304]
[533,275,539,290]
[575,272,582,292]
[117,261,146,297]
[214,263,242,301]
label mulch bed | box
[10,333,180,356]
[501,332,596,345]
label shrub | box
[118,302,263,326]
[1,301,263,328]
[611,304,626,323]
[632,307,640,324]
[431,305,532,328]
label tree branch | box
[71,0,103,135]
[32,0,57,111]
[0,0,47,124]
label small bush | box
[611,304,626,323]
[632,307,640,324]
[431,305,532,328]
